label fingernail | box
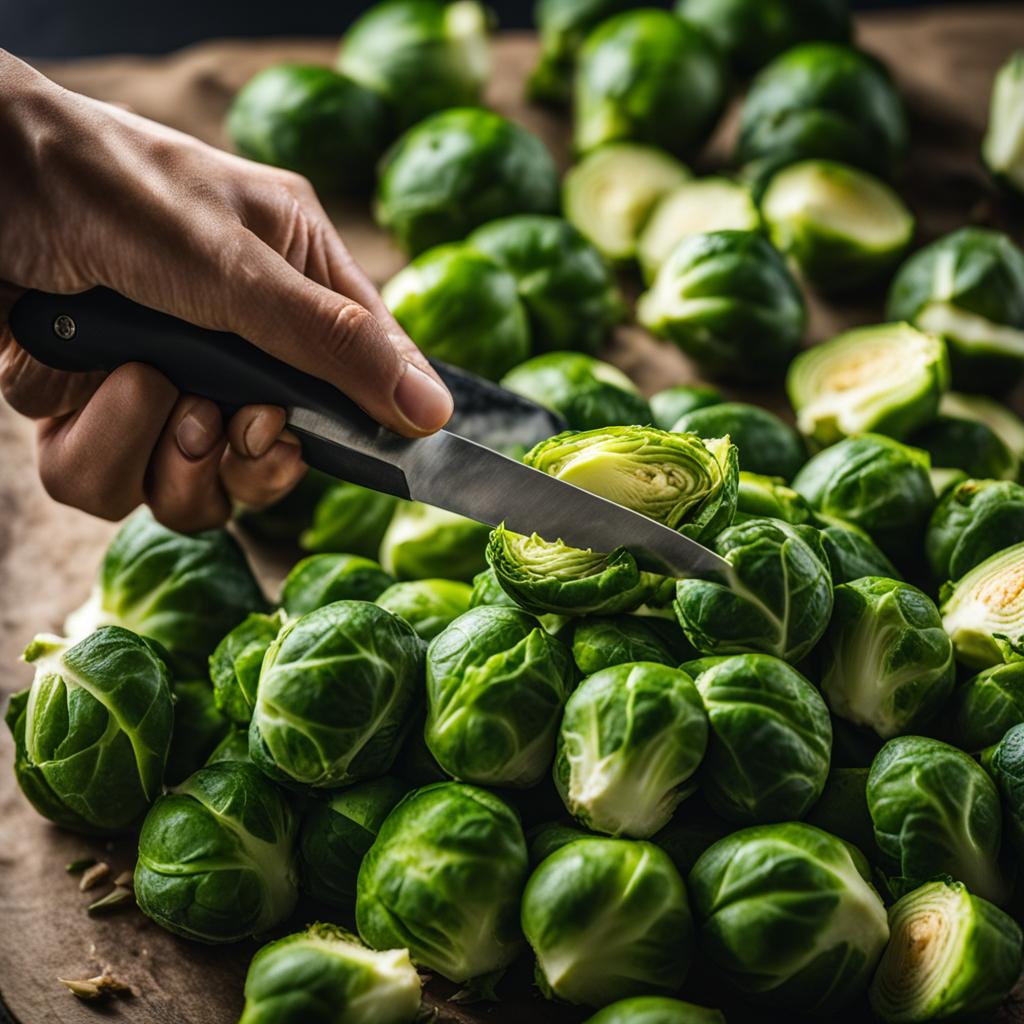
[394,363,453,432]
[176,400,221,459]
[242,409,279,458]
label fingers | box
[220,405,307,510]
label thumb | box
[219,234,452,437]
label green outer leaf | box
[209,612,284,726]
[950,662,1024,753]
[379,502,491,583]
[814,514,901,585]
[583,995,725,1024]
[988,722,1024,860]
[300,482,399,557]
[570,615,690,675]
[281,554,393,617]
[376,578,473,641]
[910,415,1018,482]
[649,385,722,431]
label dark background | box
[2,0,1004,59]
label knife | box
[9,287,729,577]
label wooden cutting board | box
[2,9,1024,1023]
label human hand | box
[0,51,452,532]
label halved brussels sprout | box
[338,0,490,130]
[382,243,529,380]
[637,178,761,281]
[554,663,708,837]
[926,478,1024,583]
[584,997,725,1024]
[564,143,691,262]
[468,215,625,353]
[376,578,472,640]
[788,323,949,446]
[356,782,528,982]
[940,541,1024,668]
[638,230,806,380]
[869,880,1023,1024]
[136,761,298,943]
[689,822,889,1012]
[734,471,814,524]
[649,384,722,431]
[7,627,173,834]
[425,606,575,787]
[250,602,424,787]
[570,615,691,675]
[379,502,491,583]
[886,227,1024,392]
[941,390,1024,464]
[281,554,394,617]
[762,160,914,292]
[166,679,230,787]
[675,0,851,75]
[983,51,1024,198]
[792,434,935,557]
[240,924,421,1024]
[501,352,652,431]
[804,766,875,859]
[521,837,692,1006]
[226,64,391,193]
[298,776,408,912]
[694,654,831,824]
[951,662,1024,753]
[673,518,834,663]
[815,514,901,584]
[574,9,726,158]
[988,722,1024,858]
[300,481,399,556]
[911,414,1019,482]
[65,508,267,678]
[867,736,1008,903]
[671,402,807,480]
[209,611,283,726]
[821,577,955,739]
[376,108,559,255]
[736,43,908,181]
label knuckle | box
[320,301,378,367]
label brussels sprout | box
[815,514,901,584]
[563,143,691,262]
[226,64,390,193]
[638,230,806,380]
[821,577,955,740]
[521,837,692,1006]
[382,243,530,380]
[910,414,1019,483]
[941,390,1024,464]
[469,567,519,609]
[689,822,889,1012]
[209,611,283,726]
[135,761,297,942]
[570,615,690,675]
[950,662,1024,753]
[356,781,528,982]
[649,385,722,431]
[250,602,424,787]
[468,215,625,354]
[554,663,707,837]
[298,776,408,911]
[674,518,834,662]
[867,736,1008,903]
[65,509,266,678]
[281,554,394,618]
[886,228,1024,392]
[528,820,592,864]
[693,654,831,824]
[338,0,490,131]
[989,723,1024,859]
[869,879,1023,1024]
[166,679,231,787]
[675,0,851,76]
[425,606,575,787]
[375,578,472,641]
[804,766,875,859]
[983,51,1024,197]
[501,352,652,431]
[638,178,761,282]
[672,402,807,480]
[300,482,399,556]
[926,479,1024,584]
[376,108,559,255]
[585,997,725,1024]
[940,541,1024,668]
[239,923,421,1024]
[6,627,173,834]
[792,434,935,557]
[206,727,251,766]
[788,324,949,447]
[379,502,490,583]
[736,43,908,180]
[761,161,914,292]
[734,472,813,524]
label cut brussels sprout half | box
[574,9,726,158]
[941,541,1024,668]
[584,996,725,1024]
[887,227,1024,392]
[869,880,1023,1024]
[821,577,955,740]
[689,822,889,1012]
[983,51,1024,197]
[734,471,814,524]
[951,662,1024,754]
[762,160,914,292]
[649,385,722,431]
[638,230,806,380]
[379,502,490,583]
[564,143,691,262]
[788,323,949,446]
[375,578,472,641]
[637,178,761,281]
[910,415,1018,482]
[280,554,393,617]
[941,391,1024,463]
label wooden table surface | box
[2,9,1024,1023]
